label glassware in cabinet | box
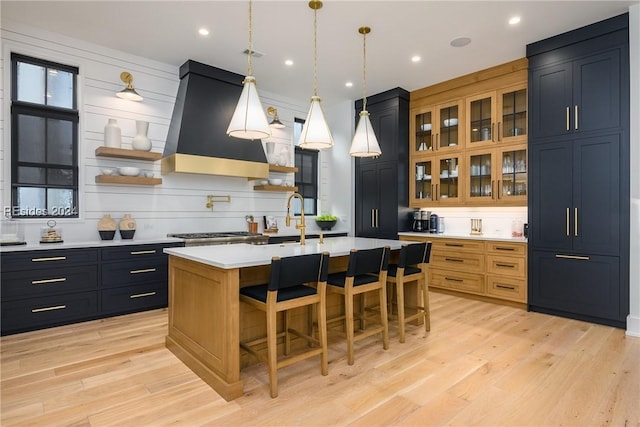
[499,86,527,142]
[415,111,434,152]
[412,159,434,202]
[436,155,462,202]
[438,104,461,149]
[468,94,495,144]
[468,151,494,200]
[499,147,527,200]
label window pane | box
[48,168,74,186]
[18,166,45,184]
[17,114,46,163]
[47,188,75,216]
[47,68,74,108]
[47,119,73,165]
[17,187,45,211]
[17,62,45,104]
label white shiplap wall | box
[1,21,349,243]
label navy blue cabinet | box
[354,88,411,239]
[527,14,629,328]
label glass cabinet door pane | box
[415,112,433,151]
[469,153,492,198]
[501,149,527,197]
[439,106,459,148]
[438,157,459,199]
[415,160,433,200]
[470,97,493,143]
[502,89,527,139]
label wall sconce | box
[116,71,143,102]
[267,107,285,128]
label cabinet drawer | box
[431,238,484,253]
[2,265,98,300]
[486,275,527,303]
[101,282,167,315]
[1,291,98,335]
[101,258,168,288]
[1,248,99,272]
[431,250,484,273]
[101,244,169,261]
[486,255,526,278]
[486,242,526,256]
[430,269,485,294]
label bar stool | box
[386,242,432,343]
[326,246,390,365]
[239,252,330,398]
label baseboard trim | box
[626,314,640,337]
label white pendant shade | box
[350,110,381,157]
[298,96,334,149]
[227,76,271,140]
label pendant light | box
[227,0,271,140]
[349,26,382,157]
[298,0,334,150]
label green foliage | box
[316,214,338,221]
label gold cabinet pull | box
[445,277,464,282]
[436,133,439,150]
[130,250,156,255]
[574,105,578,130]
[497,180,501,200]
[435,183,439,200]
[130,292,156,299]
[566,106,570,131]
[371,209,375,228]
[555,254,590,260]
[31,256,66,262]
[497,122,502,141]
[496,263,516,268]
[494,246,515,251]
[566,208,570,236]
[31,277,67,285]
[495,284,516,290]
[491,122,495,142]
[445,243,463,247]
[32,305,66,313]
[491,180,495,200]
[130,268,156,274]
[444,258,464,263]
[574,208,578,237]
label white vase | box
[104,119,122,148]
[132,120,152,151]
[278,145,290,167]
[265,142,277,164]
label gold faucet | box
[285,192,306,245]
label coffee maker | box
[412,211,422,232]
[429,213,439,233]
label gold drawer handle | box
[494,247,515,251]
[31,256,66,262]
[444,258,464,263]
[555,254,590,261]
[445,243,463,247]
[32,278,67,285]
[32,305,66,313]
[496,284,516,290]
[130,292,157,299]
[495,263,516,268]
[130,268,157,274]
[130,250,156,255]
[445,277,463,282]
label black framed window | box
[10,53,79,218]
[294,118,318,216]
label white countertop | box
[164,236,409,269]
[398,231,527,243]
[0,237,184,252]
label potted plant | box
[315,214,338,231]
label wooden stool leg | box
[317,300,328,375]
[422,271,431,332]
[345,289,355,365]
[284,310,291,355]
[359,293,366,330]
[379,281,389,350]
[266,307,279,398]
[396,275,406,343]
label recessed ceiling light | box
[345,82,353,88]
[509,16,521,25]
[450,37,471,47]
[198,28,210,36]
[411,55,421,63]
[285,59,294,66]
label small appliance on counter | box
[40,220,63,244]
[412,211,422,232]
[470,218,483,235]
[421,210,431,232]
[429,213,438,233]
[1,215,26,246]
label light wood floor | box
[2,291,639,426]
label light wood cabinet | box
[400,235,527,305]
[409,59,528,208]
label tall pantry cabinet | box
[527,14,630,328]
[354,88,411,239]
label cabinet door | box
[435,155,462,203]
[529,140,573,250]
[529,250,621,323]
[466,149,494,202]
[413,108,435,153]
[530,61,573,139]
[573,49,621,134]
[356,163,379,237]
[497,146,527,204]
[498,84,527,144]
[572,134,620,255]
[377,163,400,239]
[466,92,496,147]
[366,105,398,163]
[411,157,434,204]
[435,100,463,150]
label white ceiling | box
[1,1,635,106]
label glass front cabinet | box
[412,99,464,154]
[411,154,464,206]
[465,146,527,205]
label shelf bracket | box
[206,195,231,210]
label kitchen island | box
[163,236,407,401]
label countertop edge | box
[0,237,184,252]
[398,232,527,243]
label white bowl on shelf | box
[101,168,115,176]
[118,167,140,176]
[420,123,432,132]
[268,178,283,186]
[258,180,268,185]
[443,118,458,127]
